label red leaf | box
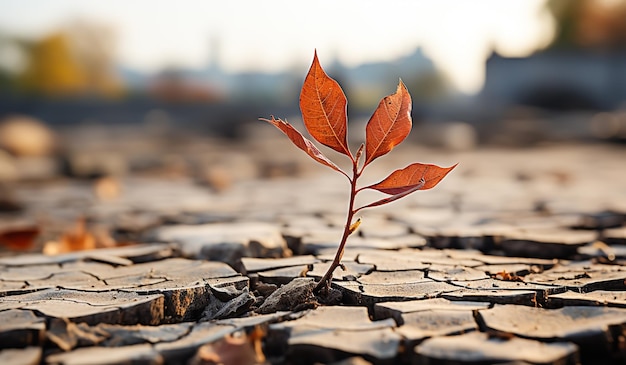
[364,80,412,166]
[261,117,344,174]
[365,162,457,195]
[299,51,351,157]
[356,178,425,211]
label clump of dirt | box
[256,278,341,314]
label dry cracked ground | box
[1,124,626,364]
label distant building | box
[482,50,626,111]
[328,47,442,109]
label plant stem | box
[314,163,359,294]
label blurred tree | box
[547,0,626,49]
[18,21,124,98]
[19,32,86,96]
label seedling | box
[262,51,456,293]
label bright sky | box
[0,0,554,94]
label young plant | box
[261,51,456,293]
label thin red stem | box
[314,161,359,293]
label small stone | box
[0,115,56,156]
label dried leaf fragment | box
[0,225,40,251]
[43,217,96,254]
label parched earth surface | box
[1,126,626,364]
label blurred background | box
[1,0,626,145]
[0,0,626,253]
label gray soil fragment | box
[374,298,490,323]
[442,289,541,306]
[241,255,319,274]
[500,228,597,259]
[269,306,400,363]
[47,318,107,351]
[1,289,165,326]
[398,310,478,345]
[548,290,626,308]
[603,226,626,245]
[45,343,163,365]
[357,270,428,285]
[575,210,624,230]
[0,243,176,267]
[258,265,309,285]
[201,287,255,321]
[336,280,460,307]
[451,278,566,295]
[478,304,626,363]
[427,264,490,281]
[0,309,45,348]
[154,323,235,362]
[525,262,626,292]
[307,261,374,281]
[149,222,288,266]
[256,278,318,314]
[0,347,41,365]
[254,282,278,297]
[97,322,193,347]
[415,331,578,365]
[474,263,534,276]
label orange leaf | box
[299,51,351,157]
[44,217,96,254]
[364,80,412,166]
[365,162,457,195]
[0,226,40,251]
[261,117,344,175]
